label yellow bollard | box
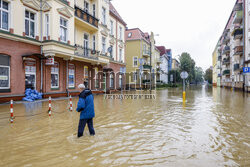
[183,91,186,102]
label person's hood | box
[79,89,93,99]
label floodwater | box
[0,86,250,167]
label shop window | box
[0,54,10,89]
[110,73,114,88]
[51,62,59,88]
[25,59,36,90]
[0,0,9,31]
[68,64,75,88]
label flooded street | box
[0,86,250,167]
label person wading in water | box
[76,84,95,137]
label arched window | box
[24,58,36,90]
[0,54,10,89]
[68,64,75,88]
[110,73,114,88]
[51,61,59,88]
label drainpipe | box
[40,0,43,93]
[150,41,152,91]
[66,60,69,97]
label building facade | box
[172,58,180,70]
[0,0,126,102]
[214,0,250,92]
[156,46,169,84]
[125,28,161,89]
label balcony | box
[156,58,162,64]
[233,3,243,11]
[218,74,222,77]
[222,58,230,65]
[75,45,98,60]
[232,28,243,40]
[223,69,230,75]
[75,5,99,31]
[218,55,222,61]
[233,63,240,71]
[143,50,150,57]
[222,46,230,55]
[222,34,230,44]
[233,11,243,24]
[234,46,243,56]
[143,64,152,70]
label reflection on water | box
[0,85,249,167]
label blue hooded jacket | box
[76,89,95,119]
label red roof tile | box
[125,28,150,43]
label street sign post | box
[180,71,189,102]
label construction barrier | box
[48,97,52,116]
[69,95,73,112]
[10,100,14,123]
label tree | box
[179,52,196,83]
[168,69,181,83]
[194,67,204,84]
[204,68,212,84]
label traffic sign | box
[243,67,250,73]
[180,71,189,79]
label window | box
[60,17,67,42]
[133,72,137,81]
[84,33,89,56]
[102,7,106,25]
[92,35,96,51]
[45,14,49,39]
[128,32,132,38]
[110,74,114,88]
[25,60,36,90]
[84,1,89,13]
[68,64,75,88]
[93,4,96,17]
[119,27,122,40]
[133,57,138,67]
[25,10,35,38]
[84,66,89,88]
[119,49,122,62]
[102,37,106,54]
[0,0,9,31]
[110,20,113,35]
[143,44,146,53]
[95,67,99,88]
[0,55,10,89]
[51,62,59,88]
[119,75,122,88]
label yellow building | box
[125,28,161,88]
[172,58,180,70]
[212,45,218,86]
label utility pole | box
[150,41,152,91]
[243,0,246,92]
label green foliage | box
[168,69,182,83]
[204,68,213,84]
[179,52,196,82]
[194,67,204,84]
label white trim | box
[59,17,68,43]
[44,13,49,39]
[0,65,10,89]
[24,8,37,38]
[68,63,75,88]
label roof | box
[156,46,167,56]
[125,28,150,43]
[109,2,127,26]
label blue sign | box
[243,67,250,73]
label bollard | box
[48,96,52,116]
[10,100,14,123]
[69,95,73,112]
[183,91,186,102]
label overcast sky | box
[112,0,236,71]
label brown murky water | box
[0,86,250,167]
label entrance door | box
[25,60,36,90]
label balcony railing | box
[222,46,230,55]
[143,50,150,57]
[233,3,243,11]
[222,58,230,65]
[233,10,243,24]
[143,64,152,70]
[223,69,230,75]
[218,74,222,77]
[218,55,222,61]
[233,28,243,40]
[234,46,243,56]
[75,5,99,28]
[75,45,98,60]
[233,63,240,71]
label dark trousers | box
[78,118,95,137]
